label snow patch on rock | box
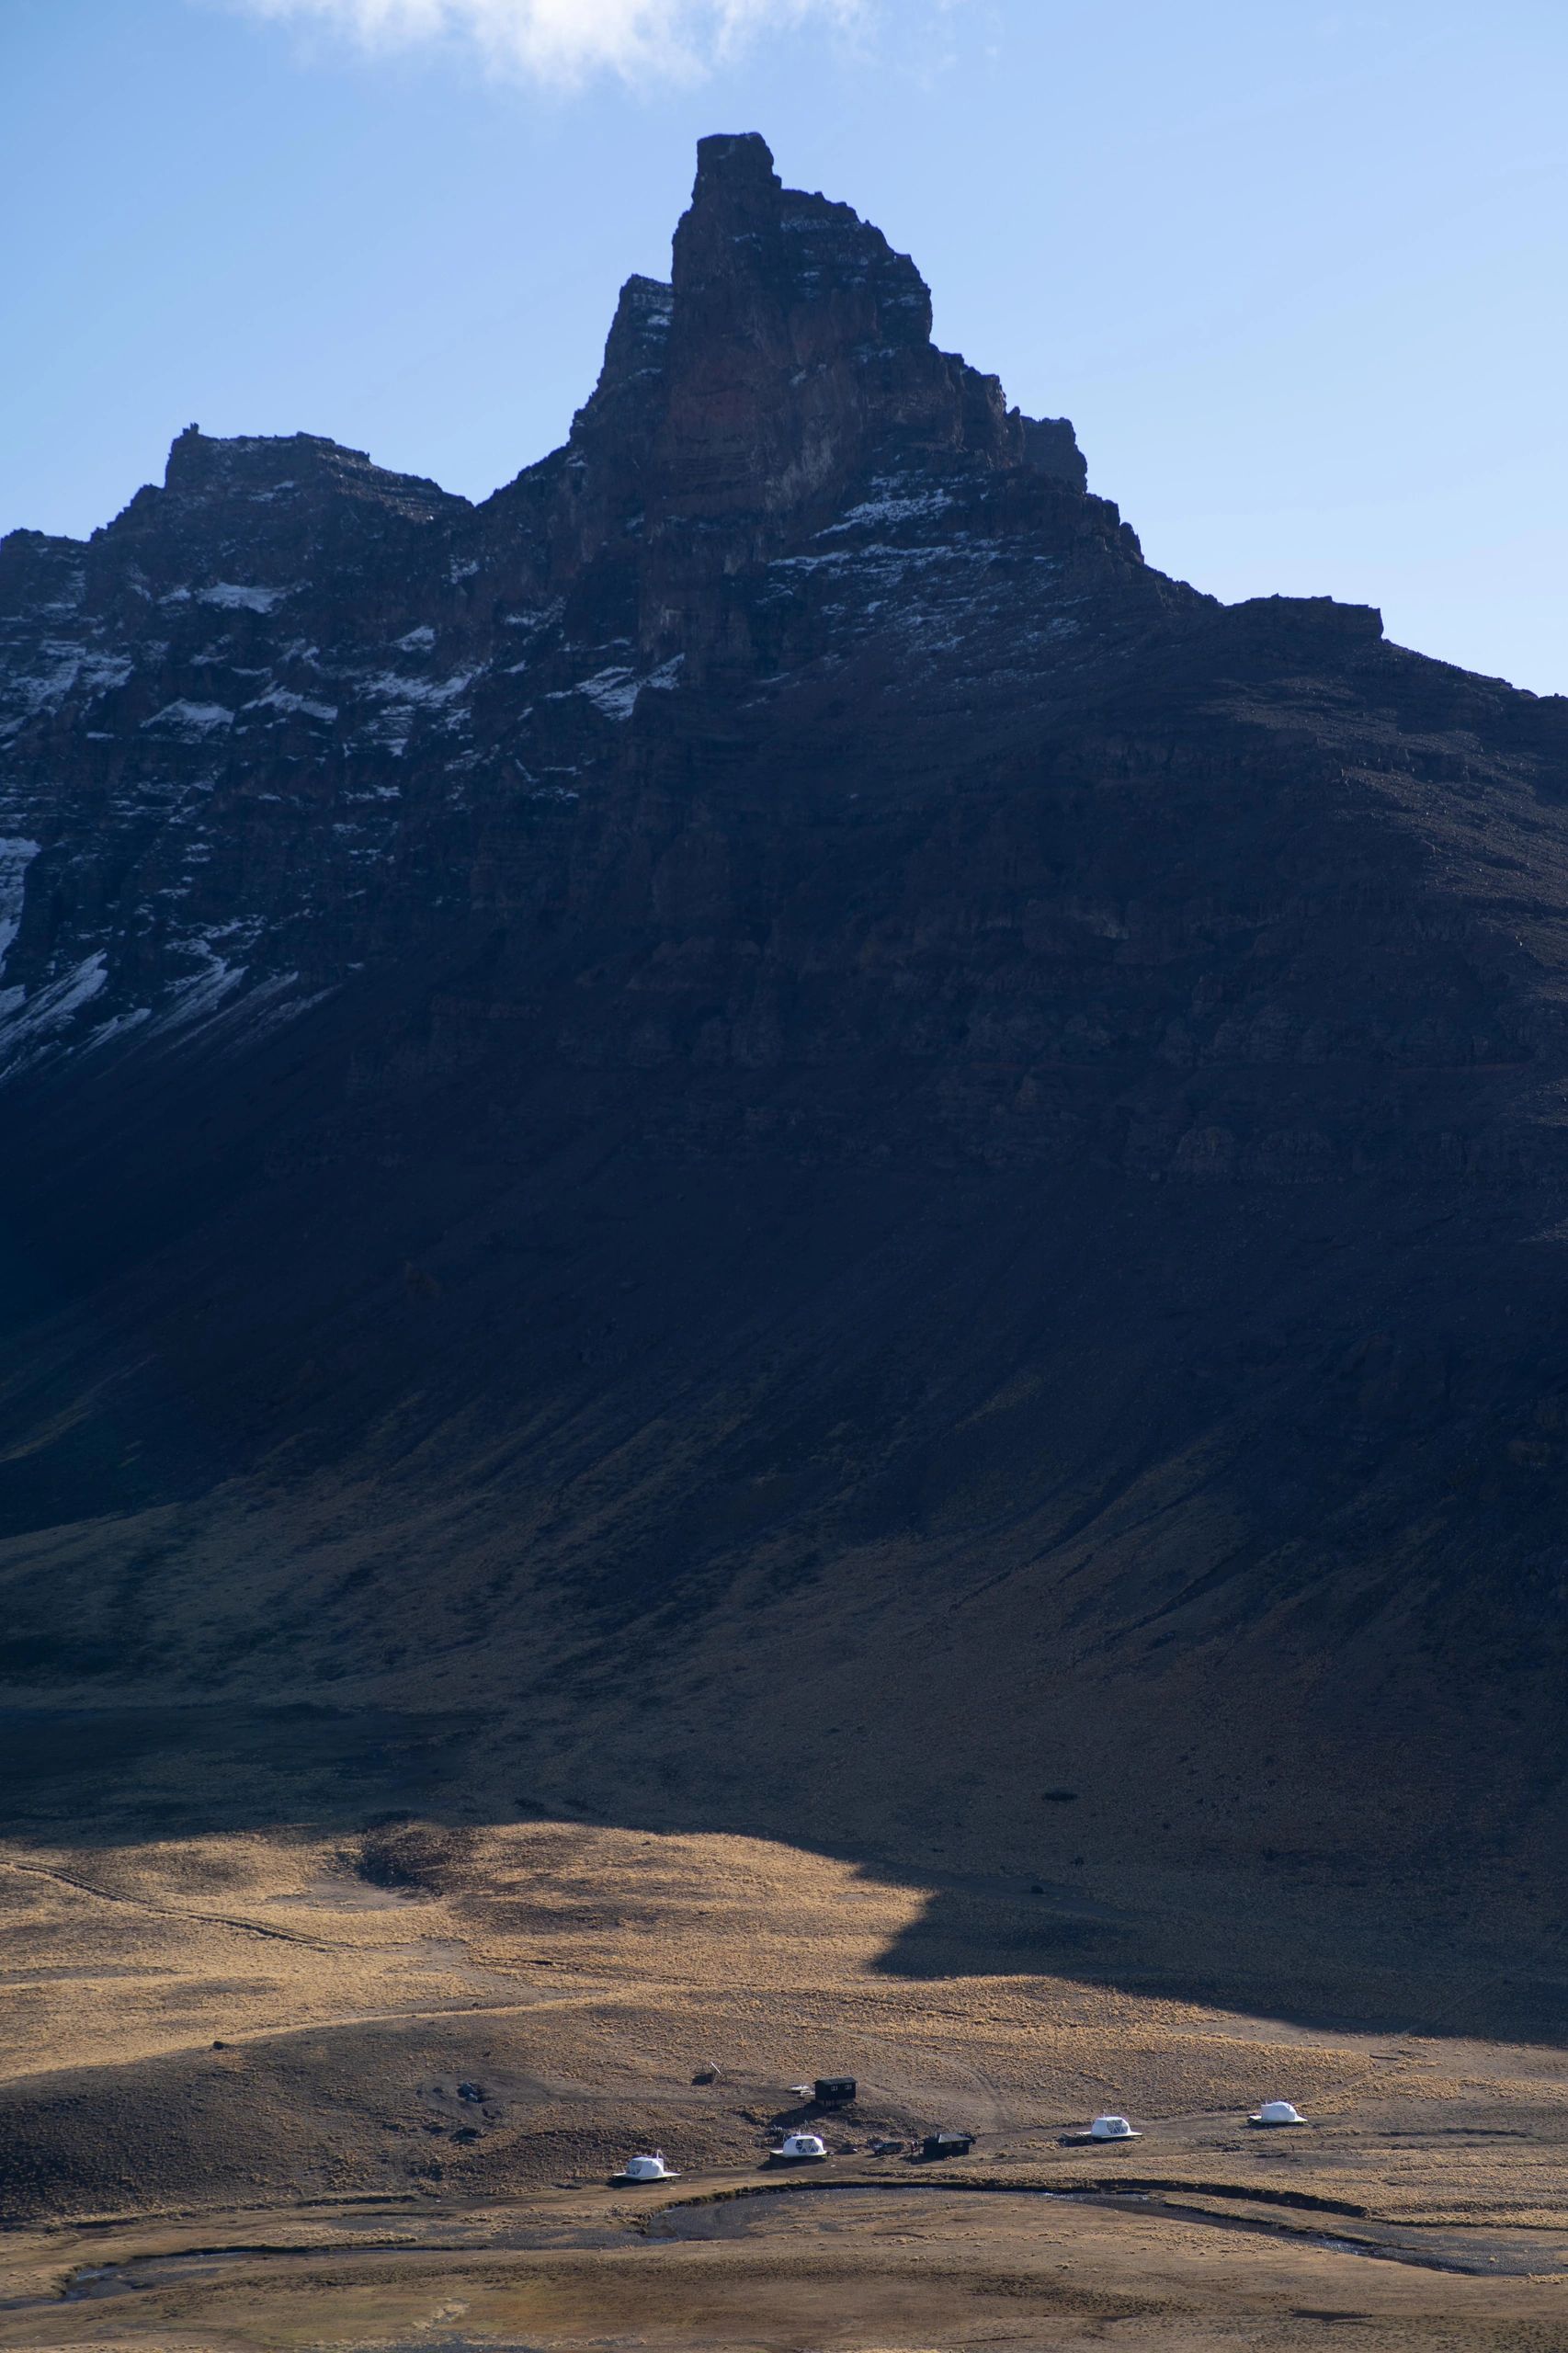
[0,646,134,735]
[199,581,291,613]
[142,699,234,734]
[575,655,684,721]
[0,838,40,977]
[362,668,474,708]
[822,487,955,535]
[243,686,340,723]
[0,951,109,1076]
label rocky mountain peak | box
[142,426,460,528]
[675,129,930,349]
[654,128,1069,528]
[472,135,1091,675]
[566,273,675,457]
[690,126,780,197]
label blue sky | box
[4,0,1564,691]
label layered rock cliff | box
[0,132,1117,1076]
[3,136,1568,1979]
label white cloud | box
[235,0,864,85]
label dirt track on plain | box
[4,1792,1568,2350]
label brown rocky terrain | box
[1,131,1567,2347]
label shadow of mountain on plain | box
[3,1020,1567,2058]
[2,1699,1564,2048]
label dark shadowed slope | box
[3,134,1568,2037]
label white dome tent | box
[1089,2114,1141,2141]
[616,2151,679,2182]
[773,2131,829,2161]
[1250,2100,1306,2128]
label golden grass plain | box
[4,1807,1568,2351]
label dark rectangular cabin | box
[814,2077,857,2107]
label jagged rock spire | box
[657,130,1027,520]
[558,132,1084,551]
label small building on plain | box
[814,2076,857,2106]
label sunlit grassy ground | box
[3,1810,1568,2349]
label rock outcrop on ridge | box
[2,135,1568,1999]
